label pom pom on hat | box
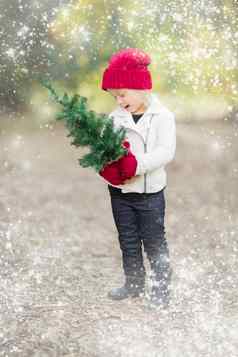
[101,48,152,90]
[109,48,151,69]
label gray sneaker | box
[149,287,170,308]
[108,285,145,301]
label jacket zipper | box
[144,141,147,193]
[124,114,154,193]
[144,114,154,193]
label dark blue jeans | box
[110,189,171,294]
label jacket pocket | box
[121,174,144,193]
[146,168,167,192]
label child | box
[99,48,176,307]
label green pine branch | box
[41,80,126,172]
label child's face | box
[108,89,148,114]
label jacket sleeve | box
[135,112,176,175]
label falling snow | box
[0,0,238,356]
[0,110,237,357]
[0,0,237,111]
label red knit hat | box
[101,48,152,90]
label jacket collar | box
[110,93,163,119]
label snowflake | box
[17,25,29,38]
[70,25,91,44]
[6,48,16,59]
[61,7,70,18]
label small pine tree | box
[41,80,127,172]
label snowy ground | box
[0,117,238,357]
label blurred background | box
[1,2,238,356]
[0,0,238,123]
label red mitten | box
[99,161,125,185]
[118,141,138,180]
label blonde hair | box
[108,88,151,107]
[129,89,151,107]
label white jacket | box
[101,93,176,193]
